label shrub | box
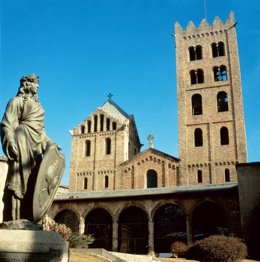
[170,241,188,258]
[68,233,95,248]
[41,216,72,240]
[186,235,247,262]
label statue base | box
[0,229,68,262]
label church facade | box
[49,12,246,254]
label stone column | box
[79,216,85,235]
[112,221,118,251]
[148,220,154,252]
[186,214,192,245]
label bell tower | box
[174,12,247,185]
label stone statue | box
[0,74,64,223]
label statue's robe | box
[1,95,50,220]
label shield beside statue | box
[33,145,65,222]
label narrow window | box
[220,127,229,145]
[81,125,85,134]
[196,45,202,60]
[192,94,203,115]
[94,115,98,132]
[105,175,109,188]
[189,46,195,61]
[190,69,204,84]
[212,43,218,57]
[212,42,225,57]
[194,128,203,147]
[218,42,225,56]
[106,118,110,131]
[84,177,88,190]
[197,69,204,83]
[105,138,111,155]
[197,170,202,183]
[225,169,230,182]
[85,140,91,156]
[112,121,117,130]
[217,92,229,112]
[220,65,227,81]
[100,114,104,132]
[87,120,92,133]
[189,45,202,61]
[190,70,197,85]
[147,169,158,188]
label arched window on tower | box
[87,120,92,133]
[105,175,109,188]
[220,127,229,145]
[85,140,91,156]
[100,114,104,132]
[81,125,85,134]
[189,45,202,61]
[194,128,203,147]
[94,115,98,132]
[213,65,227,81]
[147,169,158,188]
[225,169,230,182]
[105,138,111,155]
[197,170,202,183]
[212,42,225,57]
[190,69,204,84]
[192,94,203,115]
[106,118,110,131]
[217,91,229,112]
[84,177,88,190]
[112,121,117,130]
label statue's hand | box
[9,143,19,161]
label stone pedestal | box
[0,229,68,262]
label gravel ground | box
[69,251,260,262]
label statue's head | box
[18,74,39,99]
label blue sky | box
[1,0,259,185]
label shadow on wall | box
[237,162,260,260]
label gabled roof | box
[119,147,180,167]
[100,98,130,123]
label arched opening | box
[85,208,113,250]
[118,206,148,254]
[87,120,92,133]
[112,121,117,130]
[194,128,203,147]
[81,125,85,134]
[192,94,203,115]
[220,127,229,145]
[197,69,204,83]
[105,175,109,188]
[84,177,88,190]
[225,169,230,182]
[192,202,229,241]
[94,115,98,132]
[147,169,158,188]
[189,46,195,61]
[217,91,229,112]
[213,65,227,81]
[105,138,111,155]
[106,118,110,131]
[54,209,79,233]
[197,170,202,183]
[100,114,104,132]
[218,42,225,56]
[154,204,187,253]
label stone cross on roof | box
[147,134,154,148]
[107,93,113,101]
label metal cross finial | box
[147,134,154,148]
[107,93,113,101]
